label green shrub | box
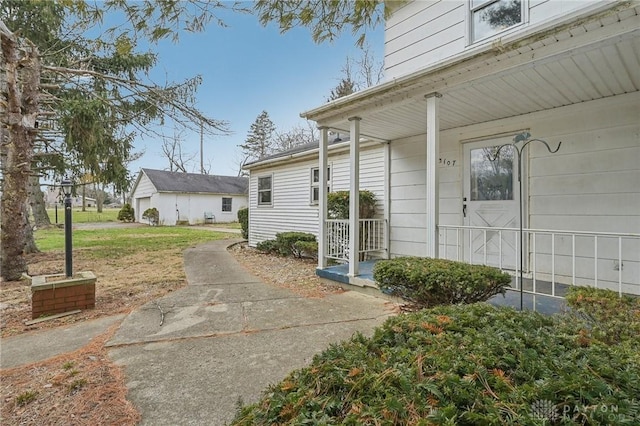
[237,207,248,239]
[117,203,135,222]
[274,232,316,257]
[232,303,640,425]
[293,240,318,259]
[142,207,159,225]
[256,239,278,254]
[373,257,511,307]
[565,286,640,346]
[327,190,377,219]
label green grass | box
[46,208,120,224]
[35,226,228,258]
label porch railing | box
[439,225,640,298]
[325,219,387,261]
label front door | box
[463,137,520,270]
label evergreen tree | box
[239,111,276,161]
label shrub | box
[232,303,640,425]
[237,207,248,239]
[274,232,316,257]
[256,239,278,254]
[142,207,159,225]
[327,190,377,219]
[117,203,135,222]
[565,286,640,346]
[293,240,318,259]
[373,257,511,307]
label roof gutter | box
[244,139,385,171]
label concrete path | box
[106,239,395,425]
[0,314,125,369]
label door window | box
[469,145,514,201]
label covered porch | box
[305,3,640,301]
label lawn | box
[34,226,226,257]
[1,225,234,338]
[45,207,120,224]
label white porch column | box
[348,117,361,276]
[426,93,441,258]
[318,126,329,269]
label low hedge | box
[232,303,640,425]
[275,232,316,257]
[565,286,640,346]
[374,257,512,307]
[256,232,317,258]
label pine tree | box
[240,111,276,161]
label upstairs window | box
[310,167,331,205]
[222,197,232,212]
[471,0,523,42]
[258,175,272,206]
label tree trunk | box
[29,174,51,228]
[1,26,40,281]
[23,203,40,254]
[96,182,104,213]
[82,184,86,211]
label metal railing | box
[439,225,640,298]
[325,219,387,261]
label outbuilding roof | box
[141,168,248,194]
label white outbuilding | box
[130,168,248,225]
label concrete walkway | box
[103,239,394,425]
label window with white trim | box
[222,197,232,212]
[470,0,523,43]
[257,175,272,206]
[310,167,331,205]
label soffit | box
[306,5,640,141]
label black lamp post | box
[61,179,73,277]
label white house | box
[250,0,640,299]
[244,139,387,249]
[130,168,248,225]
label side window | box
[310,166,331,204]
[257,175,272,206]
[222,197,232,212]
[470,0,524,43]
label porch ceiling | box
[304,4,640,141]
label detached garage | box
[130,168,248,226]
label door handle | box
[463,197,467,218]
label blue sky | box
[129,7,384,177]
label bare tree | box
[161,132,197,173]
[274,121,319,152]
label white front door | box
[463,137,520,270]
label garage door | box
[136,197,151,222]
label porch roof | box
[301,3,640,140]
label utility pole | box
[200,121,204,174]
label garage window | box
[222,197,232,212]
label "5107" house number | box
[439,158,457,167]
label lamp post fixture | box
[61,179,73,277]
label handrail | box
[438,224,640,238]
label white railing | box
[325,219,387,261]
[439,225,640,298]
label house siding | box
[384,0,611,80]
[388,92,640,292]
[248,145,386,246]
[152,193,247,226]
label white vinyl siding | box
[248,145,386,246]
[388,92,639,291]
[384,0,613,80]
